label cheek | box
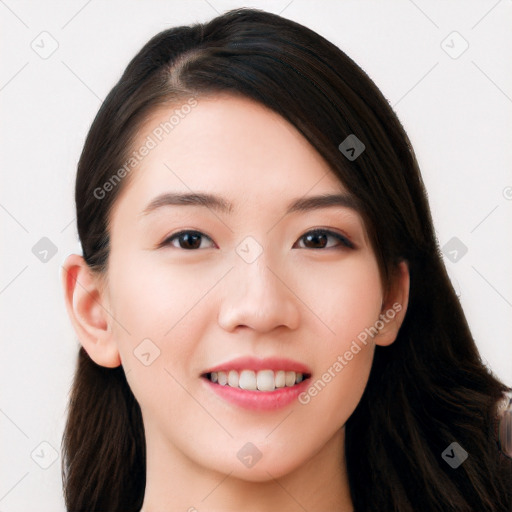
[300,346,374,433]
[298,313,376,432]
[306,251,383,341]
[107,249,214,337]
[297,254,382,423]
[106,250,216,405]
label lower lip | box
[202,376,311,411]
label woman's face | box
[100,93,403,481]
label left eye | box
[160,229,353,250]
[294,229,354,250]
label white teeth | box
[228,370,239,387]
[275,370,286,388]
[208,369,306,391]
[257,369,275,391]
[218,371,228,386]
[239,370,257,390]
[285,371,296,387]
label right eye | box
[160,230,216,250]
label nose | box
[217,255,301,334]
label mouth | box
[201,369,311,392]
[200,356,313,410]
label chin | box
[230,465,295,483]
[227,451,304,482]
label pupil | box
[182,233,201,249]
[306,233,326,248]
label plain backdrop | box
[1,1,511,510]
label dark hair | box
[62,7,512,511]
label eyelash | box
[160,228,354,251]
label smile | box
[205,369,309,391]
[201,356,312,410]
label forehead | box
[112,93,357,223]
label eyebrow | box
[140,191,361,217]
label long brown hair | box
[62,8,512,511]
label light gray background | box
[1,1,511,510]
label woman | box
[61,7,512,511]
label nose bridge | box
[217,237,300,332]
[236,246,280,298]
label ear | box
[375,260,410,347]
[61,254,121,368]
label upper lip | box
[201,356,312,376]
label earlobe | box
[375,260,410,347]
[61,254,121,368]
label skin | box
[63,94,409,512]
